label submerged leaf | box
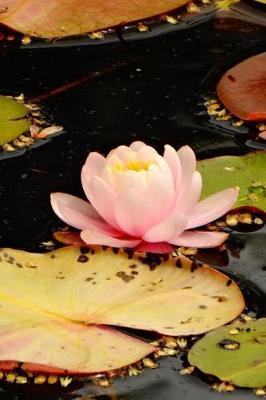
[188,318,266,388]
[0,0,190,39]
[217,52,266,121]
[197,152,266,211]
[0,246,244,373]
[0,95,31,146]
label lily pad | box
[0,0,190,39]
[188,318,266,388]
[0,95,31,146]
[217,52,266,121]
[197,152,266,211]
[0,246,244,374]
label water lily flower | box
[51,142,238,253]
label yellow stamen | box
[113,160,151,173]
[126,160,150,172]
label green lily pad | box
[0,95,31,146]
[188,318,266,388]
[197,152,266,211]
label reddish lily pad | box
[217,52,266,121]
[0,0,190,39]
[188,318,266,388]
[0,246,244,374]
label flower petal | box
[137,145,159,162]
[114,190,154,237]
[82,152,106,180]
[81,174,120,230]
[129,141,146,151]
[81,229,141,248]
[107,145,135,162]
[134,241,174,253]
[143,214,187,243]
[170,231,229,248]
[187,187,239,229]
[163,144,181,189]
[176,171,202,214]
[144,171,175,223]
[50,193,103,230]
[177,145,196,198]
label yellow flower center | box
[113,160,151,173]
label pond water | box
[0,11,265,400]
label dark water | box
[0,11,265,400]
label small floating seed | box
[137,23,149,32]
[226,214,238,226]
[204,99,217,106]
[128,365,142,376]
[164,337,178,349]
[6,373,17,383]
[187,2,201,12]
[229,328,240,335]
[238,213,252,224]
[21,35,31,45]
[218,339,240,350]
[207,103,221,111]
[89,31,105,40]
[34,375,47,384]
[232,120,244,127]
[254,218,264,225]
[59,376,72,387]
[176,337,187,349]
[180,366,195,375]
[163,348,178,356]
[165,15,178,24]
[212,382,235,392]
[150,340,160,347]
[155,349,167,358]
[178,247,197,255]
[93,377,111,387]
[217,114,232,121]
[48,375,58,384]
[255,388,266,396]
[14,93,24,102]
[241,313,254,321]
[142,358,158,369]
[257,123,266,131]
[2,143,16,152]
[216,221,226,228]
[13,139,28,148]
[16,376,28,384]
[207,223,219,231]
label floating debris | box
[0,94,64,154]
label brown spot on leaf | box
[116,271,134,283]
[77,255,89,263]
[80,246,90,254]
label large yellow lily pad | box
[0,246,244,374]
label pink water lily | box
[51,142,238,253]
